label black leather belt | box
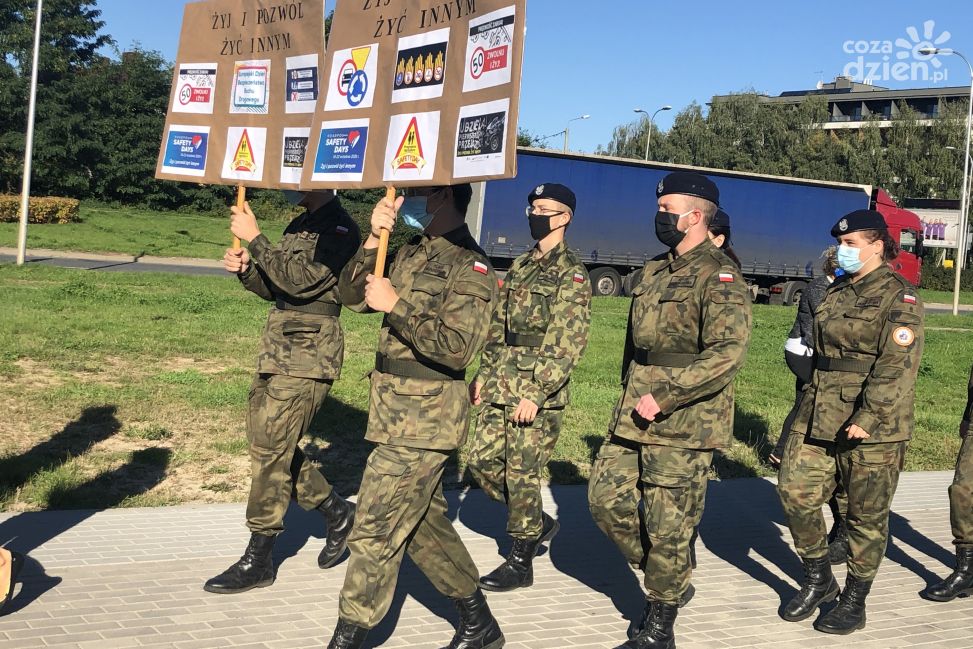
[505,332,544,348]
[374,353,465,381]
[632,348,699,368]
[275,299,341,317]
[815,356,873,373]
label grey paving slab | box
[0,472,970,648]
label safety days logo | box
[312,120,369,183]
[162,126,210,177]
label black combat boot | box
[327,619,369,649]
[203,533,275,594]
[923,545,973,602]
[827,520,849,565]
[317,491,356,569]
[440,588,505,649]
[479,513,558,592]
[627,586,695,639]
[781,556,840,622]
[616,601,677,649]
[814,574,871,635]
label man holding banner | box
[302,0,526,642]
[204,190,361,595]
[330,187,503,649]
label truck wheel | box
[590,267,622,297]
[782,280,807,307]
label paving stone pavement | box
[1,471,970,648]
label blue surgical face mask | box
[399,196,434,230]
[837,243,877,274]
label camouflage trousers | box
[587,438,712,605]
[245,373,334,536]
[949,433,973,545]
[467,404,564,539]
[338,444,479,629]
[777,431,906,580]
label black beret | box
[830,209,887,237]
[711,209,730,231]
[529,183,576,213]
[656,172,720,206]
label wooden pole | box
[232,185,245,250]
[374,186,395,278]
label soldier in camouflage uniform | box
[467,183,591,592]
[326,185,504,649]
[204,191,361,595]
[588,172,751,649]
[777,209,924,635]
[923,361,973,602]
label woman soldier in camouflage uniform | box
[777,209,924,635]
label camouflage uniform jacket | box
[477,241,592,409]
[238,198,361,380]
[796,265,924,444]
[609,239,751,450]
[338,225,498,451]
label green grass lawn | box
[1,264,971,511]
[0,205,287,260]
[918,289,973,305]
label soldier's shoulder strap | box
[560,246,588,272]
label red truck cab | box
[872,188,923,287]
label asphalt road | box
[0,253,228,277]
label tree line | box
[597,93,971,206]
[1,1,969,221]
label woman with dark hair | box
[770,247,849,563]
[776,210,922,635]
[772,248,842,461]
[707,209,742,268]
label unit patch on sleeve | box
[892,326,916,347]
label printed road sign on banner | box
[173,64,218,115]
[155,0,327,188]
[301,0,527,190]
[311,119,371,183]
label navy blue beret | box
[831,209,887,237]
[656,172,720,206]
[529,183,576,213]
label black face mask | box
[528,214,555,240]
[655,210,687,249]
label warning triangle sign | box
[232,129,257,173]
[391,117,425,170]
[351,46,371,71]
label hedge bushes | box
[919,264,973,291]
[0,195,81,224]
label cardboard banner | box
[155,0,327,188]
[301,0,527,190]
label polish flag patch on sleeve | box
[473,261,489,275]
[718,273,734,283]
[335,225,349,235]
[903,294,917,304]
[573,272,585,283]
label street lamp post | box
[634,105,672,161]
[921,47,973,316]
[563,114,590,153]
[16,0,44,266]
